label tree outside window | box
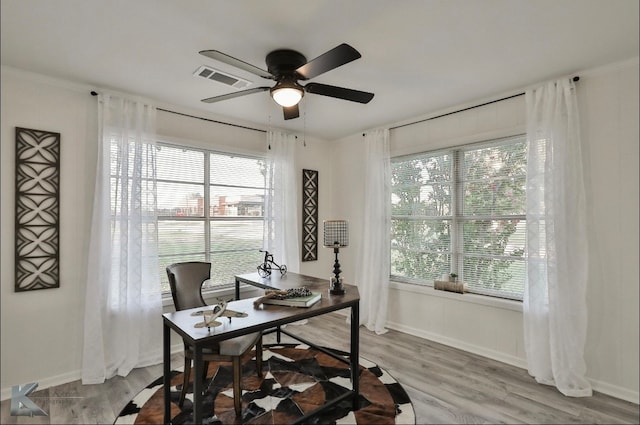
[391,135,527,300]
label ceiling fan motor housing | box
[265,49,307,79]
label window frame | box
[155,140,266,294]
[390,134,527,301]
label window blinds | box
[391,135,527,300]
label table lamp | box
[323,220,349,295]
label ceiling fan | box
[199,43,374,120]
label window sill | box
[388,280,523,313]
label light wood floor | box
[2,312,638,424]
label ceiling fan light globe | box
[271,87,303,107]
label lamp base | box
[329,276,345,295]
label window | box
[156,143,266,293]
[391,135,527,300]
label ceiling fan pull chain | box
[303,108,307,147]
[267,115,272,150]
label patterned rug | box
[115,344,415,424]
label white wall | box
[296,139,337,279]
[1,68,97,397]
[579,58,639,402]
[332,59,639,403]
[0,67,333,399]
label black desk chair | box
[166,262,262,416]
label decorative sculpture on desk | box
[323,220,349,295]
[257,249,287,277]
[191,298,249,331]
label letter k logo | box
[11,383,48,417]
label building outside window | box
[390,135,527,301]
[155,143,266,293]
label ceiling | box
[1,0,638,140]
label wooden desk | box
[234,271,336,299]
[163,272,360,424]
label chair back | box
[166,262,211,311]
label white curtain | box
[263,131,300,272]
[524,79,592,397]
[82,94,163,384]
[355,129,391,334]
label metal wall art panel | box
[15,127,61,291]
[302,169,318,262]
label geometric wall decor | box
[15,127,61,291]
[301,169,318,262]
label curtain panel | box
[263,131,300,272]
[355,128,391,334]
[524,79,592,397]
[82,94,163,384]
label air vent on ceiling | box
[193,65,252,89]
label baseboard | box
[1,342,184,401]
[386,319,528,369]
[1,369,81,402]
[590,378,640,405]
[385,320,640,405]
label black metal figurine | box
[257,250,287,277]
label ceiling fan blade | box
[201,87,270,103]
[305,83,374,104]
[199,50,274,79]
[295,43,361,80]
[283,104,299,120]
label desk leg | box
[351,302,360,411]
[235,277,240,300]
[163,323,171,424]
[193,345,203,424]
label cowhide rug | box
[115,344,415,424]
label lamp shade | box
[271,86,303,107]
[270,77,304,107]
[323,220,349,248]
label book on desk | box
[262,291,322,308]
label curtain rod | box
[90,91,266,133]
[387,76,580,132]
